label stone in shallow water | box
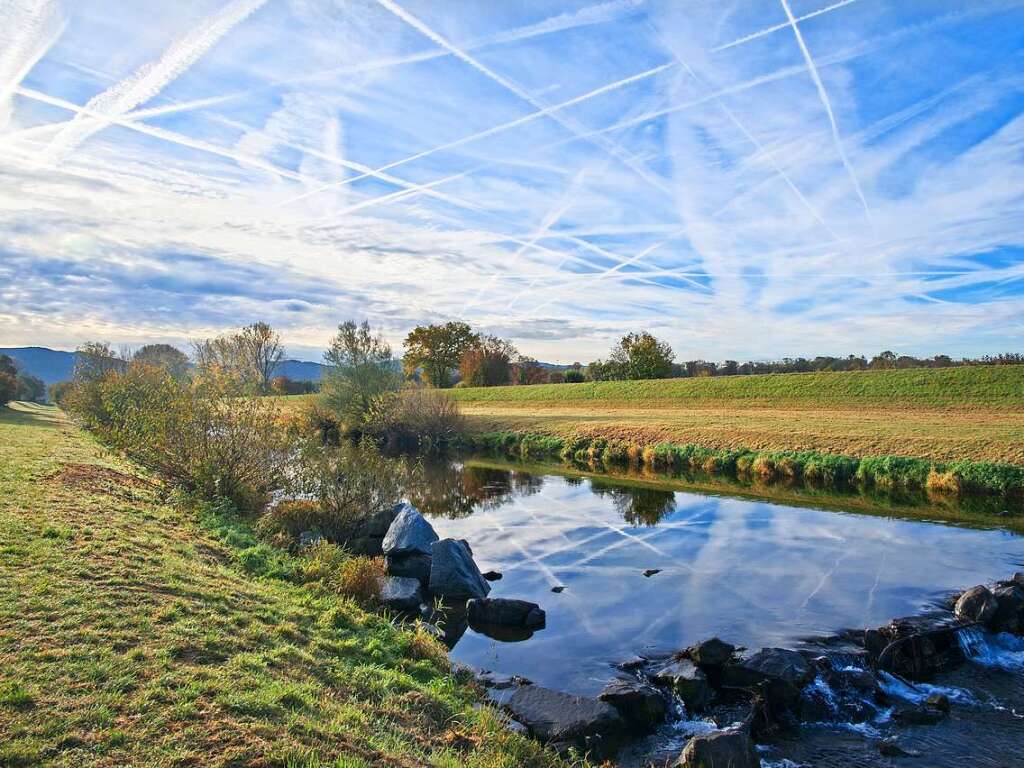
[954,585,998,627]
[676,728,759,768]
[385,552,431,587]
[723,647,813,689]
[689,637,736,669]
[379,576,422,613]
[482,570,503,581]
[992,584,1024,633]
[382,502,438,557]
[466,598,545,629]
[504,685,623,745]
[652,659,710,713]
[429,538,490,600]
[598,677,668,731]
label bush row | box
[467,431,1024,499]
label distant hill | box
[0,347,326,386]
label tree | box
[193,322,284,392]
[564,368,585,383]
[608,332,674,380]
[322,320,400,426]
[870,350,897,370]
[133,343,190,379]
[49,381,75,407]
[459,335,516,387]
[0,354,18,407]
[17,373,45,403]
[74,342,127,383]
[403,322,478,388]
[512,356,547,385]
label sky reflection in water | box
[415,463,1024,696]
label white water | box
[957,627,1024,670]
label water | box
[407,459,1024,697]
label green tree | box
[49,381,75,407]
[193,322,284,393]
[134,343,190,379]
[403,322,478,388]
[607,332,674,380]
[74,342,127,383]
[17,373,45,403]
[322,320,400,427]
[0,354,18,406]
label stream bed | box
[403,458,1024,766]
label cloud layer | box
[1,0,1023,361]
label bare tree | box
[193,323,284,393]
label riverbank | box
[0,403,575,768]
[449,365,1024,465]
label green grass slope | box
[449,365,1024,409]
[0,403,573,768]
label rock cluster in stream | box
[475,572,1024,765]
[378,502,546,646]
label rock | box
[429,538,490,600]
[892,700,947,726]
[379,576,422,613]
[689,637,736,669]
[616,655,648,671]
[467,598,546,630]
[676,728,760,768]
[837,667,880,696]
[477,671,532,690]
[298,530,323,548]
[483,570,503,581]
[504,685,623,747]
[653,659,711,713]
[385,552,432,587]
[878,738,921,758]
[870,613,965,677]
[382,502,438,557]
[723,648,814,689]
[992,584,1024,633]
[954,585,998,628]
[551,585,565,593]
[598,678,668,731]
[1013,572,1024,589]
[925,693,951,713]
[644,569,662,577]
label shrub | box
[259,441,409,543]
[298,541,384,607]
[321,320,401,430]
[48,381,75,407]
[373,387,464,452]
[564,369,585,384]
[856,455,932,490]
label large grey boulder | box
[382,503,438,557]
[598,678,668,731]
[379,576,423,613]
[652,659,710,713]
[429,538,490,600]
[385,552,432,587]
[676,729,759,768]
[467,598,545,629]
[954,585,998,628]
[505,685,623,746]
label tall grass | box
[468,431,1024,500]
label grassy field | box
[447,366,1024,464]
[0,403,573,768]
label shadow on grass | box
[1,401,63,430]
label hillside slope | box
[0,403,568,768]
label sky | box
[1,0,1023,364]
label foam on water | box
[878,670,979,705]
[957,628,1024,670]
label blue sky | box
[1,0,1023,363]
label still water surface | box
[410,460,1024,697]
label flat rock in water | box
[551,585,565,593]
[483,570,503,581]
[382,502,438,557]
[467,597,545,629]
[598,678,668,731]
[643,569,661,577]
[723,647,813,689]
[652,659,710,713]
[429,538,490,600]
[676,729,759,768]
[505,685,623,744]
[954,585,998,627]
[379,576,423,613]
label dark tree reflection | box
[589,479,676,526]
[405,461,543,519]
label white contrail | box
[713,0,860,52]
[0,0,64,131]
[280,59,673,207]
[375,0,673,196]
[44,0,267,161]
[780,0,871,220]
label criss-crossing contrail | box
[780,0,872,221]
[713,0,860,52]
[375,0,673,197]
[44,0,267,162]
[0,0,64,131]
[279,59,673,207]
